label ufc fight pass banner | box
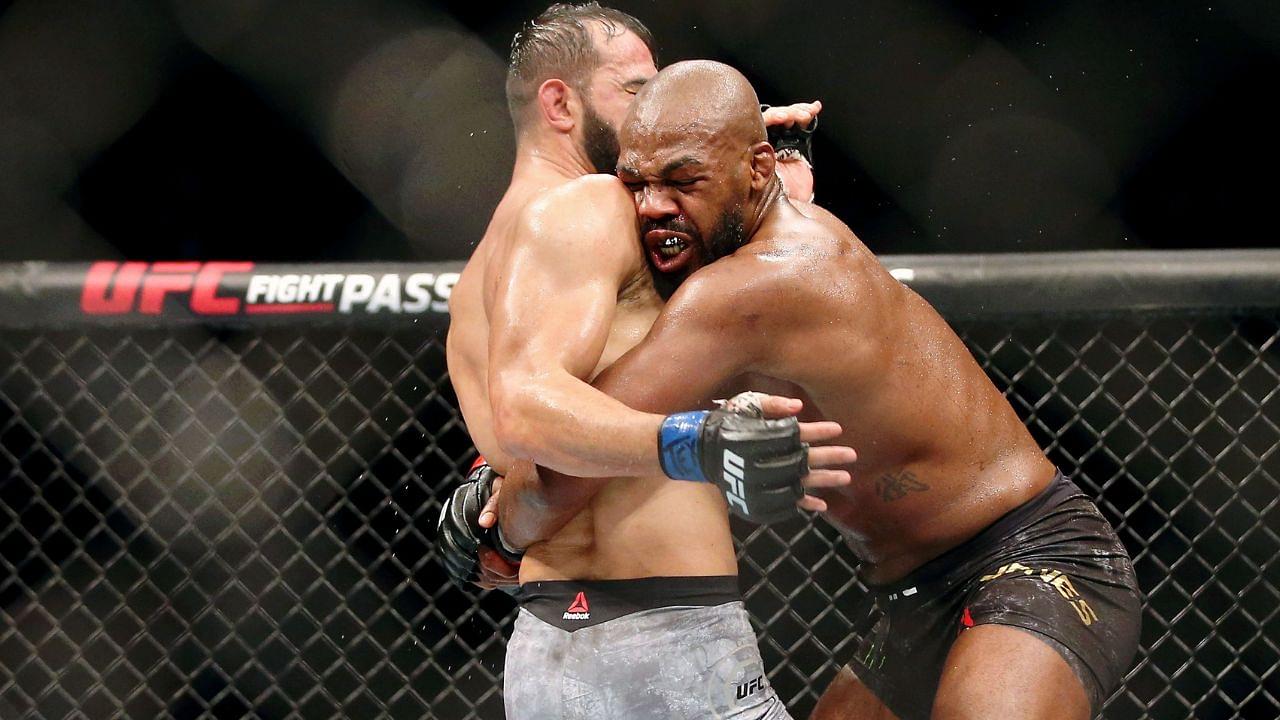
[0,262,464,328]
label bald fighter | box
[441,4,837,579]
[438,5,849,718]
[493,61,1142,719]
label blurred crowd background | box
[1,0,1278,262]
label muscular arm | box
[482,103,821,478]
[499,257,788,547]
[485,177,668,478]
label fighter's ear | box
[536,78,576,133]
[749,141,776,191]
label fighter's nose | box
[635,186,678,219]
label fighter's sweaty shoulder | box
[503,174,659,377]
[446,175,660,470]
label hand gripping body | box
[761,104,817,167]
[436,461,523,587]
[659,403,808,524]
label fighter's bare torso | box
[447,171,737,582]
[448,174,659,473]
[451,161,1054,587]
[593,199,1057,584]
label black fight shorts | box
[845,472,1141,719]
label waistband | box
[872,470,1084,596]
[517,575,740,631]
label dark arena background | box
[1,2,1278,719]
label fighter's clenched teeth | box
[644,229,696,273]
[658,236,686,257]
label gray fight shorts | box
[503,576,792,720]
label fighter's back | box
[687,201,1056,584]
[446,178,540,473]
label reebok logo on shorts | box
[562,591,590,621]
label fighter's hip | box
[520,480,737,581]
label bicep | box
[591,289,750,413]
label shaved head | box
[617,61,780,294]
[626,60,766,149]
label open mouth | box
[644,230,695,273]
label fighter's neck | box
[744,177,789,240]
[512,134,597,182]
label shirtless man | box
[439,5,849,718]
[492,61,1143,719]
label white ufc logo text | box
[722,450,749,514]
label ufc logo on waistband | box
[722,450,749,514]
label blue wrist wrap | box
[658,411,709,482]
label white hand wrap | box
[714,391,771,418]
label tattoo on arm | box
[876,471,929,502]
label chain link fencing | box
[0,256,1276,719]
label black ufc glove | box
[761,103,818,167]
[658,410,808,524]
[436,462,523,587]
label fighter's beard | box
[704,207,746,264]
[651,270,682,301]
[647,207,746,301]
[581,102,620,174]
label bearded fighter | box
[437,5,852,719]
[489,61,1142,720]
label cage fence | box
[0,254,1276,719]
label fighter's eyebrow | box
[661,156,703,175]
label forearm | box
[493,368,706,547]
[497,367,723,548]
[493,280,754,545]
[493,369,665,478]
[496,460,604,548]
